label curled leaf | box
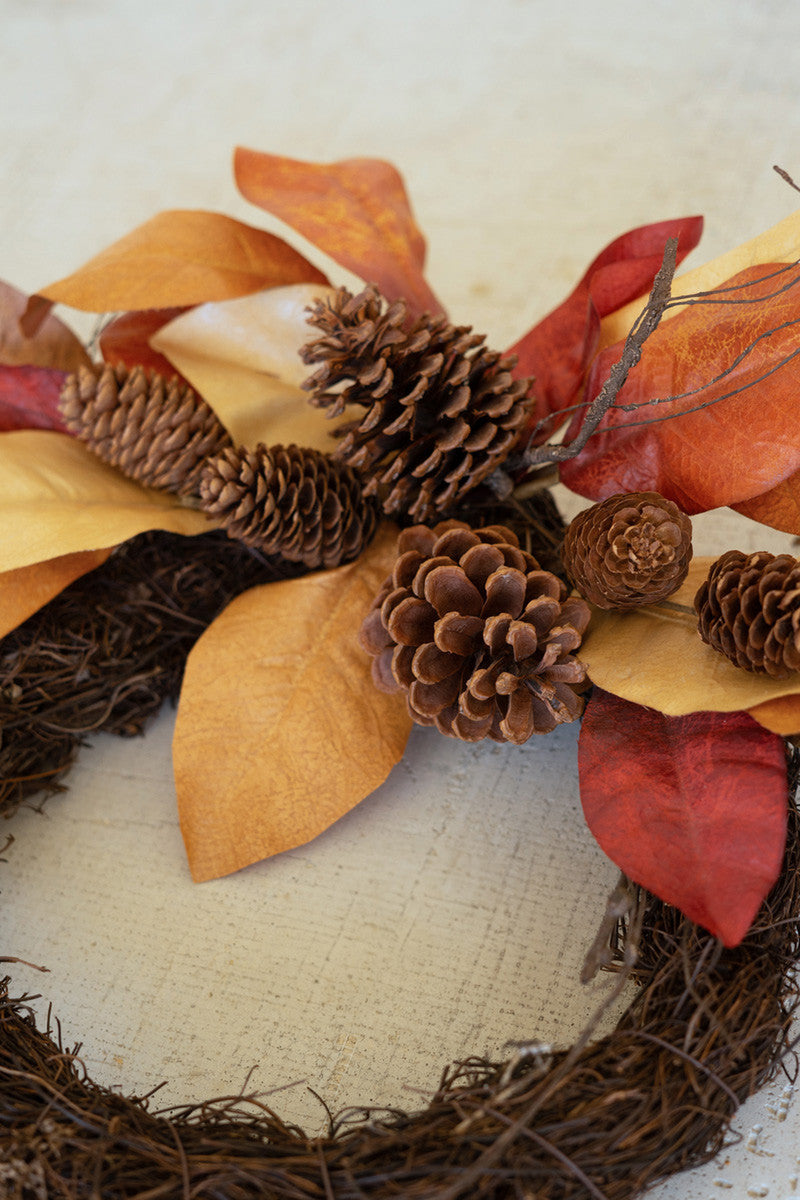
[578,688,787,946]
[234,147,444,320]
[34,210,329,313]
[151,285,340,450]
[0,279,90,372]
[578,557,800,729]
[0,430,216,572]
[173,523,412,881]
[0,549,111,641]
[99,306,191,379]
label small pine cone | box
[359,521,590,744]
[198,443,378,569]
[60,362,232,496]
[695,550,800,677]
[562,492,693,610]
[300,285,532,524]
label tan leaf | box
[0,548,111,641]
[151,284,341,450]
[0,430,216,572]
[0,280,91,371]
[578,557,800,724]
[598,207,800,351]
[173,523,412,881]
[34,210,329,314]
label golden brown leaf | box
[173,523,412,881]
[151,284,341,450]
[0,280,91,371]
[732,473,800,535]
[0,430,216,572]
[35,210,329,313]
[578,557,800,726]
[0,548,111,641]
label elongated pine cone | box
[360,522,591,744]
[60,362,233,496]
[562,491,693,610]
[695,550,800,677]
[300,285,532,523]
[198,443,378,569]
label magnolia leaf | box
[0,364,69,433]
[34,210,329,314]
[234,147,444,320]
[173,523,412,881]
[748,693,800,735]
[560,263,800,511]
[579,557,800,728]
[507,216,702,443]
[99,306,191,378]
[732,472,800,536]
[598,207,800,351]
[578,688,787,946]
[151,285,341,450]
[0,548,111,641]
[0,429,216,572]
[0,279,90,372]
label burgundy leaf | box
[0,364,69,432]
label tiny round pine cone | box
[59,362,232,496]
[198,443,378,570]
[300,285,532,524]
[695,549,800,677]
[359,521,590,744]
[562,491,693,610]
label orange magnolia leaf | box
[0,548,111,641]
[151,285,342,450]
[0,430,216,572]
[560,262,800,512]
[732,472,800,535]
[579,557,800,731]
[0,279,90,372]
[173,523,413,881]
[748,693,800,735]
[234,147,444,320]
[507,216,702,443]
[99,306,191,379]
[34,210,329,314]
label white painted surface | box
[3,1,800,1193]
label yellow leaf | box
[0,430,217,571]
[35,210,329,313]
[151,284,341,450]
[599,208,800,351]
[579,557,800,722]
[0,548,111,641]
[173,523,412,881]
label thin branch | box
[523,237,678,467]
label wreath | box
[3,149,800,1197]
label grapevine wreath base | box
[2,523,800,1200]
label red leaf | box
[507,216,703,443]
[560,262,800,511]
[578,689,787,946]
[234,147,445,320]
[99,307,191,379]
[0,364,69,432]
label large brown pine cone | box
[198,443,378,569]
[695,550,800,677]
[300,285,532,523]
[60,362,232,497]
[562,491,693,610]
[360,522,591,744]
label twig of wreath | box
[1,526,799,1200]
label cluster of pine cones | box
[60,285,800,749]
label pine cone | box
[695,550,800,677]
[198,443,378,569]
[60,363,232,497]
[360,521,590,744]
[562,492,693,610]
[300,285,532,523]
